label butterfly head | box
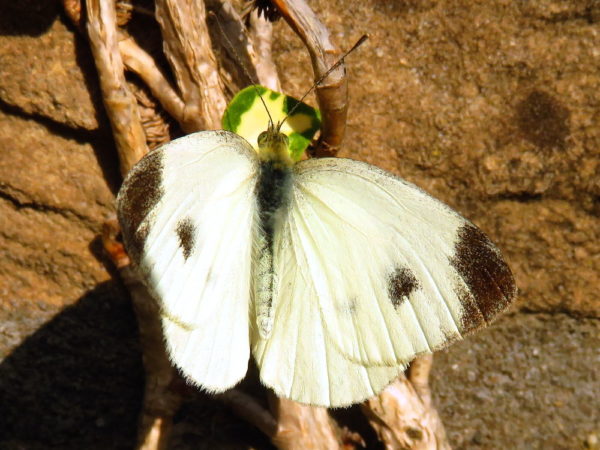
[257,121,294,168]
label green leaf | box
[222,85,321,161]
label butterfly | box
[116,86,517,408]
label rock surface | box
[0,6,101,130]
[0,1,598,448]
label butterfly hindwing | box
[252,257,402,406]
[117,131,259,393]
[253,157,516,407]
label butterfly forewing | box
[117,131,259,393]
[252,157,516,407]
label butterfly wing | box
[117,130,259,392]
[252,214,402,406]
[253,157,516,407]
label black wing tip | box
[117,149,165,263]
[451,223,518,333]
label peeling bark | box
[154,0,227,132]
[362,357,451,450]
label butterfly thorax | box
[257,122,294,168]
[255,122,293,260]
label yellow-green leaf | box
[222,86,321,161]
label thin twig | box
[205,1,280,95]
[118,33,186,126]
[247,10,282,91]
[85,0,148,175]
[207,0,261,89]
[154,0,227,132]
[216,389,279,437]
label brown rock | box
[432,313,600,449]
[0,110,117,311]
[0,17,101,130]
[491,200,600,317]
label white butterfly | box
[116,122,516,407]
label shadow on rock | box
[0,281,144,449]
[0,0,60,36]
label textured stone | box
[0,110,118,310]
[432,313,600,449]
[0,16,101,130]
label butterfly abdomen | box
[253,161,292,338]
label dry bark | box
[362,356,450,450]
[85,0,149,175]
[154,0,227,132]
[269,395,342,449]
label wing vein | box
[294,187,398,366]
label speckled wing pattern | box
[252,157,516,407]
[117,131,259,393]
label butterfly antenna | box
[278,34,369,131]
[209,11,274,128]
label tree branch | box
[271,0,348,156]
[118,33,186,126]
[154,0,227,132]
[102,219,185,450]
[85,0,148,175]
[216,389,279,437]
[207,1,281,91]
[361,357,451,450]
[247,10,282,91]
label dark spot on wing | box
[176,217,196,260]
[388,267,420,308]
[214,129,236,143]
[336,297,357,315]
[347,297,357,314]
[516,90,570,150]
[116,149,164,262]
[450,223,517,332]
